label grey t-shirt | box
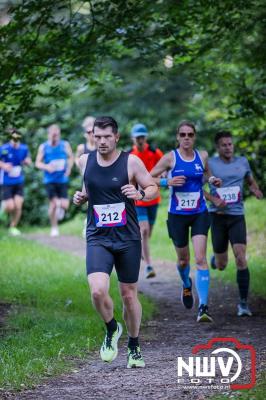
[208,156,252,215]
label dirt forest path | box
[6,233,266,400]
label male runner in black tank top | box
[73,116,158,368]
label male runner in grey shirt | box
[206,131,263,317]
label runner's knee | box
[60,199,69,210]
[121,286,137,309]
[215,254,228,270]
[140,225,149,237]
[235,254,247,269]
[195,255,207,268]
[4,201,15,212]
[49,200,57,210]
[179,257,189,267]
[91,287,107,303]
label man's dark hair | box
[214,131,232,145]
[93,116,118,134]
[177,120,196,134]
[7,127,22,141]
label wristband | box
[208,176,216,184]
[160,178,168,187]
[138,189,145,200]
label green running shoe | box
[127,346,145,368]
[100,322,122,362]
[8,227,21,236]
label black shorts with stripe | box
[210,213,247,253]
[167,210,210,248]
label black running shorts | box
[2,184,24,200]
[167,210,210,248]
[45,183,68,200]
[210,213,247,253]
[86,240,142,284]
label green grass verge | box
[0,235,154,391]
[211,373,266,400]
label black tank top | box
[84,151,141,243]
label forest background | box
[0,0,265,224]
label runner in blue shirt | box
[151,121,221,322]
[35,124,74,237]
[205,131,263,317]
[0,129,31,235]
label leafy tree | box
[0,0,265,225]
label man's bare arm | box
[204,190,226,208]
[246,175,263,199]
[73,154,89,206]
[201,151,222,187]
[65,142,74,176]
[75,144,86,169]
[121,155,158,201]
[35,144,51,172]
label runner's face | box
[93,126,119,155]
[84,122,94,142]
[177,125,195,150]
[217,137,234,160]
[48,127,61,145]
[133,136,146,149]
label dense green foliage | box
[0,1,265,224]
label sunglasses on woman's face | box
[179,131,195,138]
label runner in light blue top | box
[42,139,69,184]
[205,131,263,317]
[208,155,252,215]
[35,124,74,237]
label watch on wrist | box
[138,189,145,200]
[208,176,216,184]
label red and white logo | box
[177,337,256,390]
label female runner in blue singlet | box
[151,121,221,322]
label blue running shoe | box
[181,277,194,309]
[237,301,252,317]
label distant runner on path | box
[130,123,163,279]
[205,130,263,317]
[73,116,158,368]
[75,116,96,169]
[35,124,74,237]
[151,121,221,323]
[0,129,31,235]
[75,116,96,237]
